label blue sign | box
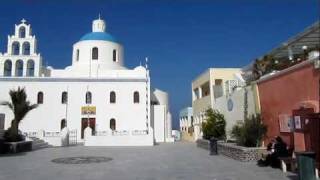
[227,99,233,111]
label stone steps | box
[29,137,51,150]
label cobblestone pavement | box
[0,142,297,180]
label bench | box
[279,155,319,179]
[279,156,297,173]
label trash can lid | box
[295,151,316,155]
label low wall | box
[196,139,210,150]
[218,142,266,162]
[196,139,266,162]
[43,137,62,146]
[84,134,154,146]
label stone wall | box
[196,139,266,162]
[218,142,266,162]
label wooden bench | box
[279,156,297,173]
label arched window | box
[19,27,26,38]
[76,49,79,61]
[15,60,23,77]
[26,60,35,77]
[86,91,92,104]
[112,49,117,62]
[12,42,20,55]
[3,60,12,77]
[110,118,116,131]
[134,91,139,103]
[92,47,98,60]
[61,92,68,104]
[110,91,116,103]
[37,92,43,104]
[61,119,66,130]
[22,42,30,55]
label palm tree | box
[1,87,38,142]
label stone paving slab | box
[0,142,297,180]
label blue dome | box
[80,32,118,43]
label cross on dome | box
[21,18,26,24]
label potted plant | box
[1,87,38,153]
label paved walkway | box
[0,142,297,180]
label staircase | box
[29,137,51,150]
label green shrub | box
[231,114,267,147]
[202,109,226,140]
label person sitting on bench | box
[259,136,289,168]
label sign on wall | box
[294,116,302,129]
[279,114,293,132]
[227,99,233,112]
[81,106,96,115]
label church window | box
[15,60,23,77]
[92,47,98,60]
[133,91,139,103]
[110,118,116,131]
[26,60,35,77]
[61,92,68,104]
[86,91,92,104]
[113,49,117,62]
[19,27,26,38]
[110,91,116,103]
[12,42,20,55]
[76,49,79,61]
[4,60,12,77]
[22,42,30,55]
[61,119,66,130]
[37,92,43,104]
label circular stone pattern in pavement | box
[51,156,112,164]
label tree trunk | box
[5,119,21,142]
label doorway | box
[81,118,95,139]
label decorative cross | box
[21,19,26,24]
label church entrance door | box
[81,118,95,139]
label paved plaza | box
[0,142,297,180]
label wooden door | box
[81,118,96,139]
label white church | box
[0,17,174,146]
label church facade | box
[0,18,174,146]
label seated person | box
[258,136,289,168]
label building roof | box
[80,32,118,43]
[261,21,320,59]
[242,21,320,73]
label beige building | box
[191,68,241,140]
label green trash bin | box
[296,151,316,180]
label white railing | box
[132,130,148,135]
[44,131,60,137]
[112,130,129,136]
[24,131,38,138]
[93,130,148,136]
[95,131,108,136]
[225,80,245,95]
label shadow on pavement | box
[287,175,299,180]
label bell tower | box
[0,19,42,77]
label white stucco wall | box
[214,86,257,139]
[152,105,166,143]
[0,78,148,142]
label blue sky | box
[0,0,318,129]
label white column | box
[198,87,202,99]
